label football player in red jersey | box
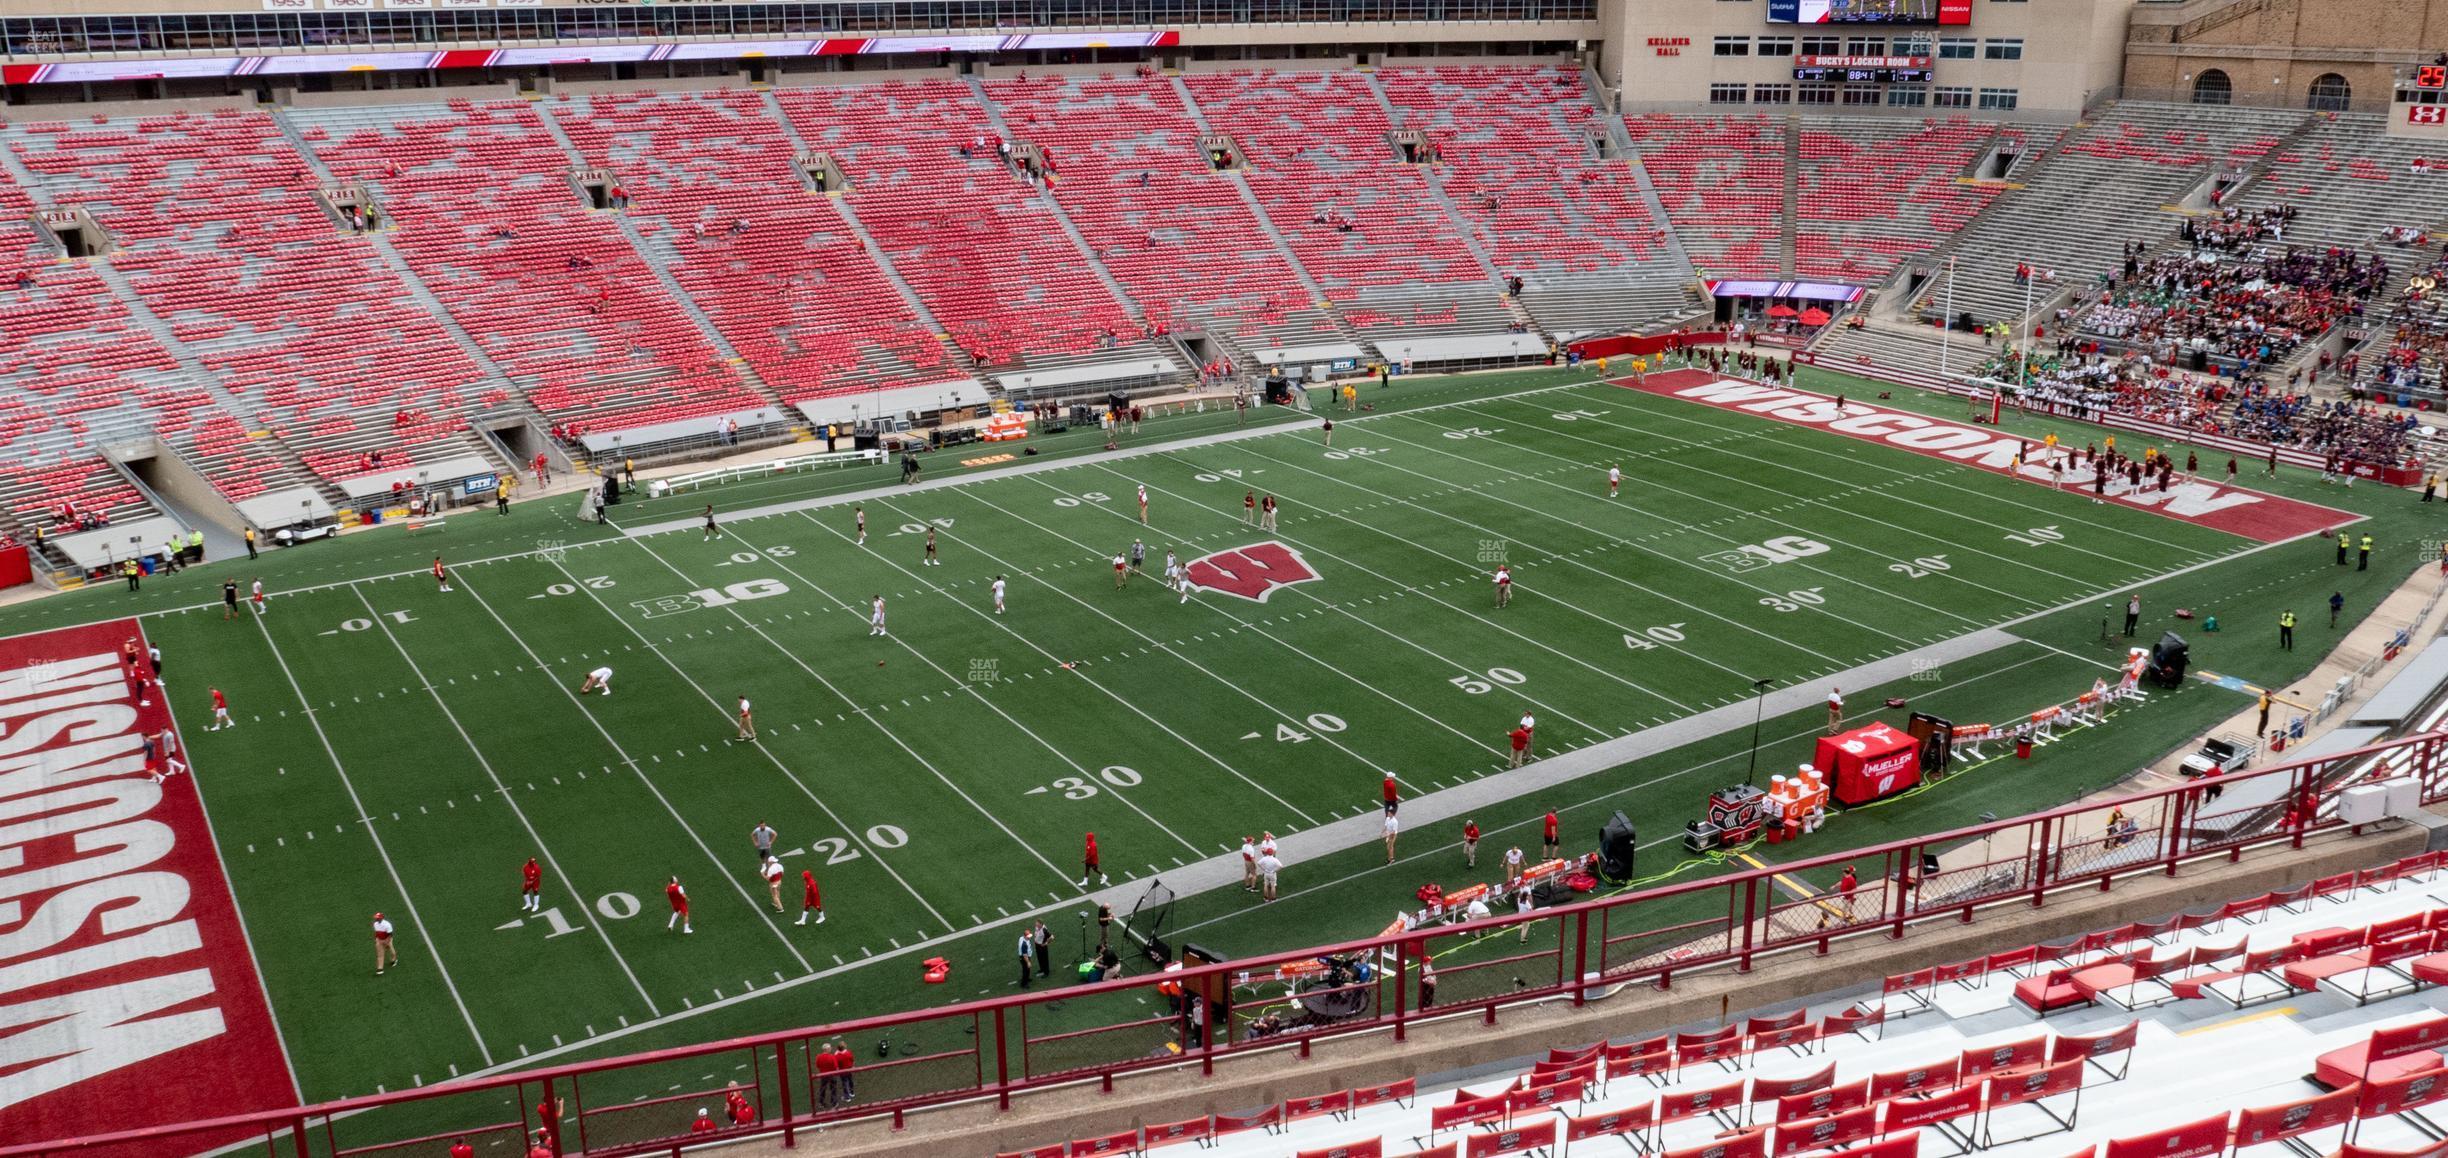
[665,876,692,934]
[798,869,825,926]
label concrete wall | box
[2122,0,2446,109]
[111,440,246,536]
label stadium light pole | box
[1936,255,1957,380]
[1742,676,1776,787]
[2018,264,2036,378]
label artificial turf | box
[14,362,2440,1151]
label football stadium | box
[13,2,2448,1156]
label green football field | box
[26,362,2441,1148]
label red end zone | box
[1613,371,2357,544]
[0,619,296,1156]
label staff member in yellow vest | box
[2338,531,2351,565]
[2278,609,2296,652]
[2360,534,2374,571]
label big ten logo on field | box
[1699,535,1829,574]
[631,578,791,619]
[968,658,999,685]
[1911,658,1942,683]
[1184,541,1322,603]
[1477,538,1509,564]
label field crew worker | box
[2279,609,2296,652]
[2338,531,2351,565]
[2360,534,2374,571]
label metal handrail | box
[10,731,2439,1158]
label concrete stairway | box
[961,75,1203,380]
[959,76,1163,328]
[751,88,957,342]
[524,105,789,414]
[1165,73,1381,361]
[1356,70,1512,292]
[1600,110,1703,297]
[1780,114,1801,277]
[270,109,535,476]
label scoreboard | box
[1769,0,1972,23]
[1793,54,1932,84]
[1794,67,1933,83]
[2395,63,2448,138]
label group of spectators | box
[2180,204,2298,252]
[2355,241,2448,398]
[1986,342,2416,470]
[1994,349,2226,429]
[50,500,110,532]
[2081,231,2385,374]
[2225,390,2418,469]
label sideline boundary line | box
[612,379,1608,539]
[150,628,308,1107]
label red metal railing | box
[12,731,2443,1158]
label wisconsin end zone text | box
[0,621,294,1156]
[1618,370,2353,544]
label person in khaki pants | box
[1826,686,1844,735]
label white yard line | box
[153,655,308,1105]
[1167,647,2083,936]
[712,521,1205,860]
[247,611,496,1065]
[452,568,830,963]
[935,482,1429,798]
[599,534,1048,915]
[1576,376,2315,556]
[898,488,1353,819]
[319,511,2324,1088]
[1351,423,2023,630]
[778,511,1286,844]
[1085,460,1703,716]
[348,585,664,1015]
[376,634,2076,1094]
[1445,395,2165,584]
[611,377,1612,540]
[1065,461,1643,732]
[1218,441,1871,675]
[1000,469,1589,747]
